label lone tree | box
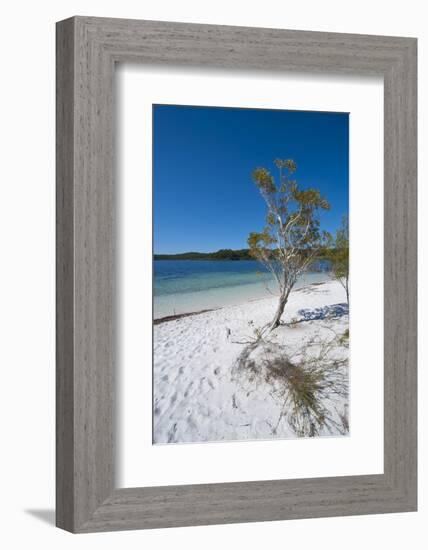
[326,215,349,304]
[248,159,330,331]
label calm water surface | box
[154,259,331,319]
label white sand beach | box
[153,280,349,444]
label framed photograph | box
[151,104,350,445]
[56,16,417,532]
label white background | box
[118,67,383,487]
[0,1,425,549]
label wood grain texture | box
[56,18,75,532]
[56,16,417,533]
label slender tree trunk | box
[269,290,289,331]
[338,276,349,306]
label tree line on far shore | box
[154,249,253,261]
[154,244,346,263]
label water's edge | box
[154,260,331,319]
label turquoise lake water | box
[154,260,331,319]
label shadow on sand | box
[297,302,349,322]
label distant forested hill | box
[154,248,338,263]
[154,249,253,260]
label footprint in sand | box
[167,423,177,443]
[199,377,215,392]
[184,382,194,398]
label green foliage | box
[324,215,349,302]
[249,158,330,306]
[247,229,277,258]
[274,158,297,172]
[252,167,276,194]
[339,328,350,346]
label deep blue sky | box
[153,104,349,254]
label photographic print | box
[153,104,349,444]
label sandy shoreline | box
[153,270,331,320]
[153,280,349,444]
[153,308,216,325]
[153,280,329,324]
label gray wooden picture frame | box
[56,16,417,533]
